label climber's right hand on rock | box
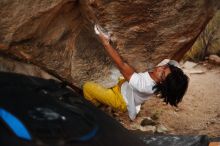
[94,24,100,35]
[94,24,110,41]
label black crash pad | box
[134,132,210,146]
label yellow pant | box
[83,82,127,112]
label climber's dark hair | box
[153,64,189,106]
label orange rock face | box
[0,0,219,86]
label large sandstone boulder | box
[0,0,219,87]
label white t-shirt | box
[121,72,156,120]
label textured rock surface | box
[0,0,219,87]
[0,56,56,80]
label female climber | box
[83,25,189,120]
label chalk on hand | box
[94,24,110,40]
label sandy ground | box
[104,62,220,137]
